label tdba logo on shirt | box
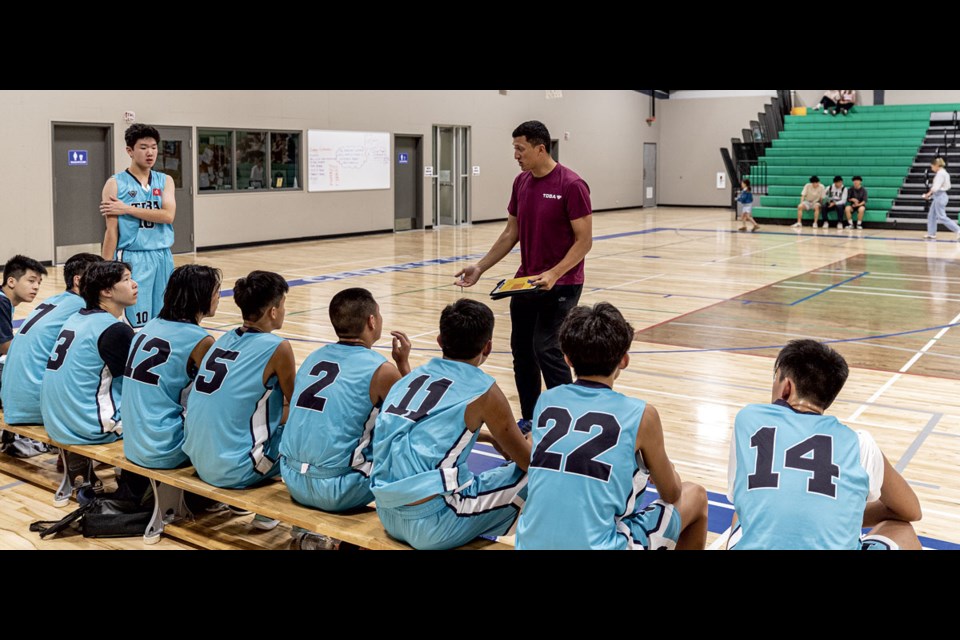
[543,193,562,200]
[152,188,162,196]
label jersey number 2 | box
[294,361,341,412]
[747,426,840,498]
[529,407,622,482]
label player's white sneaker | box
[252,514,280,530]
[791,222,802,228]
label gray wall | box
[658,95,771,206]
[0,90,658,262]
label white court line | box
[708,527,732,550]
[772,284,960,303]
[581,273,666,294]
[921,508,960,522]
[705,236,815,265]
[846,310,960,423]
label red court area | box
[636,254,960,379]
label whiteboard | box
[307,130,391,192]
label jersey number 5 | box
[194,348,240,394]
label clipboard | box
[490,276,541,300]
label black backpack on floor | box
[30,471,155,539]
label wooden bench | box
[0,419,509,551]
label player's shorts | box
[623,499,682,550]
[280,456,374,513]
[727,525,900,550]
[116,248,174,328]
[376,462,527,550]
[799,200,820,211]
[860,533,898,550]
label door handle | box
[643,169,647,179]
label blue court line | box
[0,480,24,491]
[788,271,869,306]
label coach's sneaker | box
[251,514,280,530]
[517,419,533,436]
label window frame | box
[196,127,302,194]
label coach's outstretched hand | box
[391,330,412,376]
[454,264,482,287]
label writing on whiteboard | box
[307,130,391,192]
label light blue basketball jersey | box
[183,327,286,488]
[728,401,879,550]
[113,170,174,252]
[121,318,211,469]
[41,309,125,445]
[516,381,649,550]
[279,343,387,475]
[1,291,84,424]
[370,358,494,509]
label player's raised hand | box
[454,264,482,287]
[391,330,412,375]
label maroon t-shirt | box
[507,163,592,286]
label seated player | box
[183,271,295,497]
[122,264,221,469]
[845,175,868,230]
[516,302,708,550]
[41,261,137,446]
[279,288,411,549]
[727,339,922,550]
[2,253,100,428]
[0,255,50,456]
[822,176,848,229]
[370,299,532,550]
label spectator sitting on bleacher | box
[837,90,856,116]
[822,176,849,230]
[813,90,841,115]
[793,176,825,228]
[845,176,868,230]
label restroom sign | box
[398,153,409,164]
[68,150,88,166]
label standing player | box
[727,339,922,550]
[41,261,138,446]
[454,120,592,434]
[371,299,532,550]
[100,124,176,328]
[2,253,101,428]
[279,288,410,550]
[122,264,221,469]
[516,302,708,550]
[183,271,295,496]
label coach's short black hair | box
[160,264,222,324]
[80,260,131,309]
[512,120,551,153]
[63,253,102,292]
[439,298,494,360]
[124,123,160,148]
[233,270,288,322]
[329,288,378,339]
[774,339,849,409]
[560,303,634,377]
[3,254,47,287]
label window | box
[198,130,234,191]
[197,129,301,193]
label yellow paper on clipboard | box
[490,276,541,300]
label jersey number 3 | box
[747,426,840,498]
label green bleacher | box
[749,104,948,223]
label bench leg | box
[53,450,104,508]
[143,479,192,545]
